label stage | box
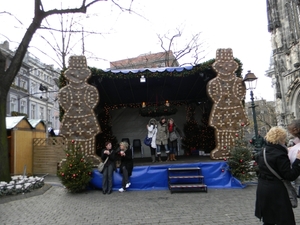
[90,156,245,191]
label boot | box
[166,153,170,161]
[173,154,177,161]
[169,154,174,161]
[157,155,162,162]
[151,155,156,163]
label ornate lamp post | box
[243,70,258,142]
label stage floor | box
[132,155,220,166]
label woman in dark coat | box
[101,141,116,195]
[118,141,133,192]
[167,118,182,161]
[255,126,300,225]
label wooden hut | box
[6,116,38,175]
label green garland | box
[139,105,177,117]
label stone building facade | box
[266,0,300,125]
[1,41,60,132]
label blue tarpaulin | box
[90,162,244,191]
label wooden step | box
[169,175,204,179]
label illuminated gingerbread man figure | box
[58,55,101,165]
[207,49,249,159]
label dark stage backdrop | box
[111,105,206,157]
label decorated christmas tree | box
[57,140,93,193]
[227,124,256,182]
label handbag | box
[263,148,298,208]
[98,157,109,173]
[144,136,152,146]
[169,131,178,142]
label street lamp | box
[243,70,258,144]
[39,83,49,137]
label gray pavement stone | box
[1,176,300,225]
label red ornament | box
[253,162,257,166]
[223,157,227,161]
[80,158,84,162]
[242,171,245,174]
[221,169,225,172]
[73,174,76,177]
[249,140,252,143]
[69,164,72,167]
[223,146,227,149]
[235,133,238,137]
[239,159,243,163]
[61,173,64,176]
[241,122,245,127]
[66,153,69,157]
[71,140,75,143]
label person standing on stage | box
[167,118,182,161]
[156,116,169,162]
[147,118,158,163]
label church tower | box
[266,0,300,125]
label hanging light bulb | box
[165,100,170,107]
[140,75,146,83]
[142,102,146,108]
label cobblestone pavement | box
[1,177,300,225]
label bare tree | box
[245,100,277,138]
[0,0,119,182]
[157,27,207,67]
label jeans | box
[121,166,130,189]
[169,140,177,154]
[102,163,114,192]
[156,144,169,155]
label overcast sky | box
[0,0,274,102]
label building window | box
[31,104,36,119]
[20,79,27,89]
[40,107,44,120]
[10,96,17,112]
[20,100,26,113]
[31,82,36,94]
[48,109,51,123]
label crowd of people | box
[146,116,182,162]
[99,116,182,194]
